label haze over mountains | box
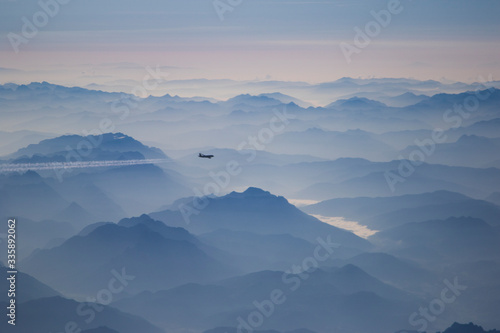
[1,77,499,333]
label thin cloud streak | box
[0,159,172,173]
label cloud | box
[0,67,23,73]
[0,159,171,173]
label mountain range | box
[1,79,500,332]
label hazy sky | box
[0,0,499,86]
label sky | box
[0,0,499,88]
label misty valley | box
[0,78,500,333]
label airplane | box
[198,153,214,159]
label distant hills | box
[400,135,500,168]
[45,77,494,106]
[151,187,372,253]
[0,216,76,262]
[0,133,190,218]
[326,96,387,109]
[8,132,166,161]
[0,130,56,156]
[198,229,318,272]
[330,252,435,295]
[113,265,416,333]
[1,79,500,332]
[0,296,163,333]
[303,190,500,230]
[82,328,120,333]
[442,322,500,333]
[203,322,500,333]
[21,214,237,296]
[204,329,317,333]
[0,262,60,303]
[371,216,500,264]
[269,128,396,161]
[292,159,500,201]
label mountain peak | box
[10,132,167,160]
[443,322,500,333]
[243,187,272,197]
[118,213,155,226]
[327,96,387,109]
[225,94,282,106]
[456,134,493,145]
[225,187,275,199]
[117,214,196,244]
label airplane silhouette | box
[198,153,214,159]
